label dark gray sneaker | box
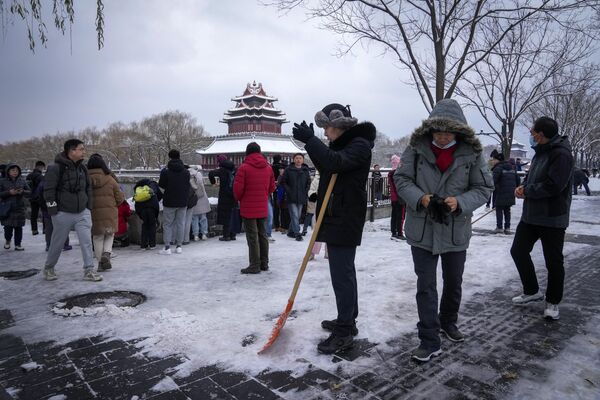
[441,325,465,342]
[317,333,354,354]
[321,319,359,336]
[411,347,442,362]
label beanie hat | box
[217,154,227,165]
[390,154,401,169]
[490,149,504,161]
[246,142,261,156]
[428,99,467,126]
[314,103,358,130]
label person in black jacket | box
[271,154,284,232]
[209,155,237,241]
[510,117,574,321]
[281,153,311,241]
[490,150,519,234]
[158,149,191,255]
[133,178,162,249]
[1,164,30,250]
[572,167,591,196]
[26,160,46,235]
[293,103,375,354]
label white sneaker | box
[3,240,10,249]
[201,234,208,241]
[512,292,544,305]
[175,246,183,254]
[159,248,171,255]
[267,236,276,243]
[83,269,103,282]
[193,235,200,242]
[543,302,560,320]
[43,267,57,281]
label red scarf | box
[430,143,457,172]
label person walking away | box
[26,160,45,235]
[490,150,519,234]
[209,155,236,241]
[293,103,375,354]
[0,164,30,251]
[88,154,124,271]
[43,139,101,281]
[510,117,574,321]
[282,153,311,241]
[133,178,162,249]
[572,167,591,196]
[233,142,276,274]
[158,149,191,255]
[388,154,406,240]
[188,165,211,241]
[394,99,493,362]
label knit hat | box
[390,154,401,169]
[428,99,467,126]
[314,103,358,130]
[490,149,504,161]
[217,154,227,165]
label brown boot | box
[98,252,112,271]
[240,266,260,274]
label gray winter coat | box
[394,114,493,255]
[43,152,92,214]
[189,166,211,215]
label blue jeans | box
[287,203,302,236]
[191,214,208,236]
[266,199,273,236]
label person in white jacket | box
[185,165,211,242]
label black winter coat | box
[303,122,376,246]
[26,169,44,204]
[44,152,92,214]
[134,178,162,217]
[159,159,191,208]
[522,135,573,228]
[492,160,519,207]
[0,164,30,227]
[282,164,311,204]
[208,160,236,225]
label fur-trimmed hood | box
[409,100,482,154]
[330,121,377,150]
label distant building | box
[197,81,305,169]
[510,140,528,160]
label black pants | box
[495,206,511,229]
[243,217,268,269]
[390,201,406,236]
[4,226,23,246]
[139,208,157,248]
[272,195,281,229]
[327,244,358,336]
[573,182,591,196]
[510,221,565,304]
[411,246,466,350]
[30,201,43,233]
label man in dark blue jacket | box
[158,149,190,255]
[510,117,574,321]
[281,153,311,241]
[293,103,375,354]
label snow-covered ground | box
[1,179,599,394]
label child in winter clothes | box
[0,164,30,250]
[114,200,132,247]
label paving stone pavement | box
[1,239,599,399]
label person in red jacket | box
[233,142,276,274]
[114,200,132,247]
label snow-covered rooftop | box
[196,134,305,155]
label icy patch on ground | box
[52,304,138,317]
[20,361,43,372]
[151,376,179,393]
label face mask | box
[432,139,456,150]
[529,135,537,148]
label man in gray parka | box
[394,99,493,362]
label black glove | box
[292,120,315,143]
[427,194,451,225]
[308,193,318,202]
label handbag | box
[0,201,12,219]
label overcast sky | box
[1,0,507,146]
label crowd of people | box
[0,100,590,361]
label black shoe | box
[240,266,260,274]
[317,333,354,354]
[295,235,303,241]
[230,235,236,240]
[302,231,307,236]
[32,230,39,236]
[411,346,442,362]
[287,232,295,238]
[440,324,465,342]
[219,237,231,242]
[321,319,359,336]
[260,264,269,271]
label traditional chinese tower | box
[221,81,288,134]
[196,81,304,169]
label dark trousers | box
[495,206,511,229]
[279,205,290,230]
[510,221,565,304]
[139,208,157,248]
[302,213,313,233]
[327,244,358,336]
[272,195,281,229]
[30,201,43,233]
[243,217,268,269]
[411,246,466,350]
[573,182,591,196]
[390,201,406,236]
[4,226,23,246]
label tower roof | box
[220,81,288,128]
